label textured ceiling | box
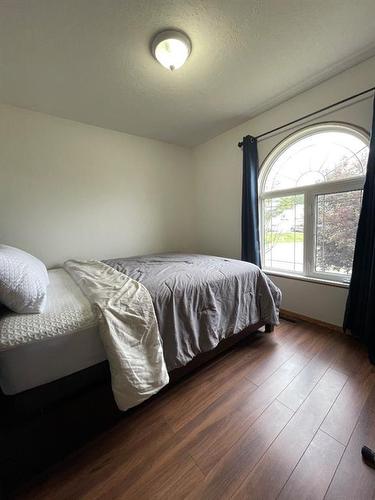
[1,0,375,146]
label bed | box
[0,253,281,399]
[0,253,281,490]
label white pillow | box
[0,245,49,314]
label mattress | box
[0,269,105,395]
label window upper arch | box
[259,123,369,195]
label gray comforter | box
[104,254,281,370]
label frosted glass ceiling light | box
[151,30,191,71]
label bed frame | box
[0,321,272,495]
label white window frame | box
[258,122,369,284]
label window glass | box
[315,190,363,276]
[264,195,304,272]
[264,131,368,193]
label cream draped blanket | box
[64,259,169,411]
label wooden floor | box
[17,320,375,499]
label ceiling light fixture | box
[151,30,191,71]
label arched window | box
[259,123,369,283]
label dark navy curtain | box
[241,135,261,267]
[344,96,375,363]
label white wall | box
[0,105,194,267]
[192,56,375,326]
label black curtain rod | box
[238,85,375,148]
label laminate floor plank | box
[187,400,293,500]
[325,407,375,500]
[277,332,337,411]
[17,414,175,500]
[243,345,295,386]
[321,369,375,445]
[284,324,332,359]
[177,352,309,474]
[278,429,345,500]
[243,322,325,388]
[159,333,282,431]
[95,432,203,500]
[329,335,370,376]
[160,355,259,431]
[232,368,347,500]
[154,461,205,500]
[362,381,375,413]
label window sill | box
[264,270,350,289]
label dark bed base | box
[0,322,269,495]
